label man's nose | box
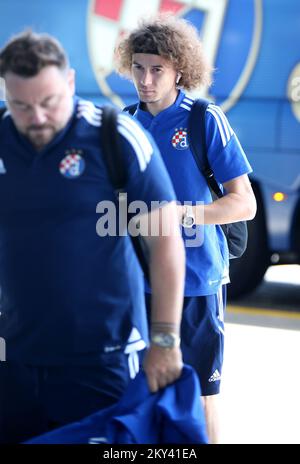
[30,106,48,125]
[140,70,152,86]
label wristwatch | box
[181,205,195,228]
[151,332,180,349]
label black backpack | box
[124,99,248,259]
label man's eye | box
[42,97,57,108]
[15,103,29,111]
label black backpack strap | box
[189,99,224,198]
[190,99,248,258]
[100,105,150,281]
[0,106,7,120]
[101,105,126,192]
[123,103,138,116]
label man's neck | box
[143,90,179,116]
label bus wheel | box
[227,193,269,300]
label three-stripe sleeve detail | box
[77,100,101,127]
[207,104,234,147]
[76,101,153,172]
[117,113,153,172]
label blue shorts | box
[145,285,226,396]
[0,351,139,444]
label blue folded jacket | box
[25,365,208,444]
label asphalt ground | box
[220,265,300,444]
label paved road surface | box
[220,265,300,444]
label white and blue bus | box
[1,0,299,298]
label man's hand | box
[142,344,183,393]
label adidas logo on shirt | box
[208,369,221,383]
[0,159,6,174]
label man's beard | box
[26,125,56,150]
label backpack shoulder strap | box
[189,98,223,198]
[101,105,126,192]
[188,98,209,171]
[0,106,7,120]
[100,104,150,281]
[123,103,138,116]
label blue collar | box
[137,90,187,120]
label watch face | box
[151,332,179,348]
[184,216,194,227]
[183,214,195,227]
[182,206,195,228]
[160,333,173,347]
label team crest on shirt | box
[59,150,85,179]
[171,128,189,150]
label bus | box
[1,0,299,298]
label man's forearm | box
[149,232,185,334]
[202,191,256,225]
[141,203,185,392]
[194,175,257,225]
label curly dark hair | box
[0,29,69,77]
[115,14,212,90]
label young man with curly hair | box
[115,14,257,443]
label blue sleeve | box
[117,113,177,207]
[205,104,252,184]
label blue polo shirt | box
[131,90,252,296]
[0,98,176,364]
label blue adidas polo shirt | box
[131,90,252,296]
[0,98,176,364]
